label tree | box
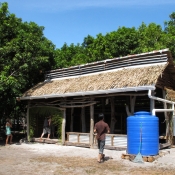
[105,27,139,57]
[164,12,175,58]
[0,2,55,120]
[54,43,89,68]
[135,22,166,53]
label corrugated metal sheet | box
[68,133,127,147]
[45,51,168,80]
[69,134,78,142]
[105,136,127,147]
[79,135,89,143]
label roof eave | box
[18,85,156,100]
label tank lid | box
[134,111,151,115]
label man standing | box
[40,116,51,139]
[94,113,110,163]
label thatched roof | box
[20,48,175,100]
[165,88,175,101]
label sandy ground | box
[0,141,175,175]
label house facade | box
[19,48,175,149]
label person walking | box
[94,113,110,163]
[5,118,13,145]
[40,116,51,139]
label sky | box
[2,0,175,49]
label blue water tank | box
[127,111,159,156]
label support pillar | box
[81,107,86,133]
[90,104,94,148]
[70,107,74,132]
[26,103,30,141]
[150,90,155,113]
[110,97,116,134]
[62,109,66,145]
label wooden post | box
[125,96,136,116]
[81,107,86,132]
[78,133,80,143]
[110,97,116,134]
[163,90,169,139]
[163,89,174,144]
[130,96,136,115]
[166,103,174,144]
[111,136,114,146]
[62,109,66,145]
[102,98,105,114]
[70,107,74,132]
[163,90,168,119]
[26,103,30,141]
[150,90,155,113]
[90,104,94,148]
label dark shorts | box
[43,127,51,134]
[98,140,105,154]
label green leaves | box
[0,2,55,119]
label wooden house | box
[18,48,175,149]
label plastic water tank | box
[127,111,159,156]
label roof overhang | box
[18,85,155,100]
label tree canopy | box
[0,2,55,119]
[54,14,175,69]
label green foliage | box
[52,113,63,139]
[54,43,89,68]
[164,12,175,59]
[135,22,166,53]
[0,2,55,120]
[29,126,35,139]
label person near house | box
[5,118,13,145]
[94,113,110,163]
[40,116,51,139]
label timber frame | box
[18,48,175,149]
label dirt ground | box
[0,140,175,175]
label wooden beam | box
[73,92,148,100]
[59,102,97,108]
[159,142,171,149]
[110,97,116,134]
[125,96,136,117]
[70,107,74,132]
[81,107,86,132]
[90,104,94,148]
[150,90,155,113]
[61,109,66,145]
[27,103,30,141]
[130,96,136,115]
